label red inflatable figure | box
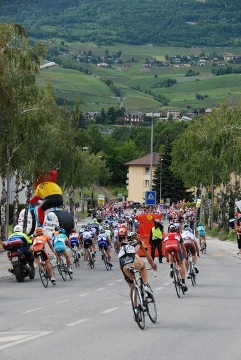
[30,170,63,226]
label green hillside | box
[0,0,241,47]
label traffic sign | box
[145,191,156,205]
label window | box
[144,180,150,187]
[145,166,150,174]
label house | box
[167,110,180,120]
[125,153,161,202]
[83,112,100,120]
[40,61,56,69]
[125,112,143,125]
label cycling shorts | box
[122,255,144,284]
[34,248,49,261]
[184,239,196,255]
[83,239,92,249]
[165,240,183,262]
[70,239,80,248]
[54,241,66,254]
[98,240,108,251]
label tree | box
[153,137,192,203]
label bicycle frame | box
[170,250,184,298]
[127,266,157,330]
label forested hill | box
[0,0,240,47]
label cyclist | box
[164,224,188,292]
[97,228,113,267]
[196,222,206,249]
[53,228,73,274]
[181,226,199,277]
[82,226,95,266]
[32,227,57,284]
[69,229,81,255]
[118,231,157,297]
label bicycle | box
[36,251,56,288]
[200,236,207,254]
[170,250,185,298]
[72,244,80,268]
[127,266,157,330]
[100,247,112,271]
[187,249,196,287]
[56,251,73,280]
[87,248,95,269]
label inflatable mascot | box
[17,170,74,237]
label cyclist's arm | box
[47,238,56,254]
[139,243,156,270]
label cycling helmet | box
[55,225,60,231]
[169,224,176,232]
[14,225,22,232]
[183,223,189,229]
[58,228,66,234]
[100,228,105,234]
[36,228,43,236]
[197,222,202,227]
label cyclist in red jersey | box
[164,224,188,292]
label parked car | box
[131,202,142,209]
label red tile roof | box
[125,152,161,166]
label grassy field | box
[38,41,241,113]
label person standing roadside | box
[235,218,241,254]
[149,219,163,263]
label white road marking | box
[78,293,90,297]
[56,300,70,304]
[163,282,170,286]
[23,308,43,314]
[101,307,119,314]
[0,331,53,350]
[116,279,123,282]
[155,287,164,291]
[66,319,89,326]
[108,283,114,286]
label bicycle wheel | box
[103,252,110,271]
[190,263,196,287]
[59,257,67,281]
[74,251,79,267]
[146,289,157,323]
[39,263,48,288]
[88,252,94,269]
[68,268,73,279]
[131,285,145,330]
[173,266,181,298]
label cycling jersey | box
[53,233,67,254]
[69,233,80,248]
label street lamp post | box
[159,158,163,204]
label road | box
[1,217,241,360]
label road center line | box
[101,307,119,314]
[155,287,164,291]
[23,308,43,314]
[96,287,105,291]
[66,319,89,326]
[56,300,70,304]
[78,293,90,297]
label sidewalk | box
[0,216,92,279]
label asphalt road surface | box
[0,219,241,360]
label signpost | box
[145,190,156,206]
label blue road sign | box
[145,191,156,205]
